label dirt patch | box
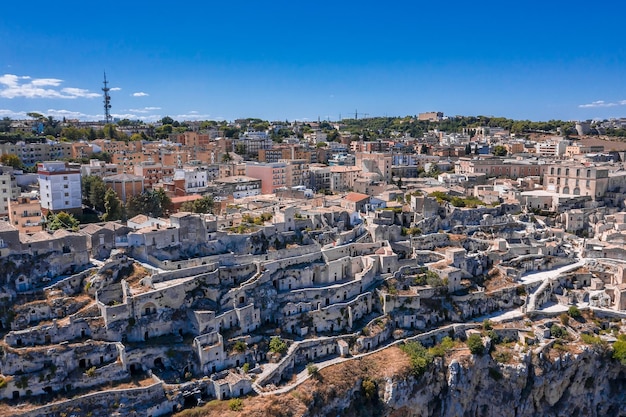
[579,137,626,151]
[177,347,411,417]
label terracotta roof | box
[344,192,370,203]
[128,214,149,224]
[171,195,203,204]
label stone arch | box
[142,302,157,316]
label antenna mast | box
[102,72,112,124]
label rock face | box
[309,349,626,417]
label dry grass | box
[483,268,516,292]
[174,347,410,417]
[122,264,150,285]
[0,377,158,417]
[579,137,626,151]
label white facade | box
[0,167,20,217]
[535,139,569,157]
[38,161,82,212]
[174,168,208,193]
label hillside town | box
[0,113,626,416]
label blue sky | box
[1,1,625,123]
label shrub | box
[85,366,97,377]
[228,398,243,412]
[233,340,247,353]
[612,338,626,365]
[0,377,7,389]
[487,330,500,345]
[568,306,582,318]
[467,334,485,355]
[482,319,493,331]
[400,341,433,377]
[242,363,250,373]
[550,325,567,339]
[559,313,570,326]
[306,363,319,376]
[428,336,455,357]
[269,336,287,355]
[492,350,512,363]
[581,333,603,346]
[362,378,377,400]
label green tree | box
[465,143,472,155]
[613,336,626,365]
[567,305,581,318]
[180,195,214,214]
[103,124,118,139]
[126,189,172,218]
[399,341,433,377]
[48,211,79,231]
[0,153,23,169]
[89,178,107,212]
[467,334,485,355]
[0,117,12,133]
[82,175,102,207]
[60,126,83,141]
[492,145,508,157]
[269,336,287,355]
[102,188,124,221]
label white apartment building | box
[173,167,209,194]
[0,166,20,218]
[535,138,569,158]
[37,161,82,214]
[80,159,119,178]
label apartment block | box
[245,162,287,194]
[134,162,175,190]
[37,161,82,214]
[8,194,43,233]
[81,159,119,178]
[0,141,73,166]
[455,158,546,179]
[543,164,609,199]
[214,176,262,199]
[0,166,20,217]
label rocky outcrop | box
[307,348,626,417]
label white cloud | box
[579,100,626,108]
[30,78,63,87]
[132,92,149,97]
[45,109,100,119]
[174,112,212,121]
[0,73,101,99]
[60,88,100,98]
[128,106,162,114]
[0,109,28,118]
[110,87,122,91]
